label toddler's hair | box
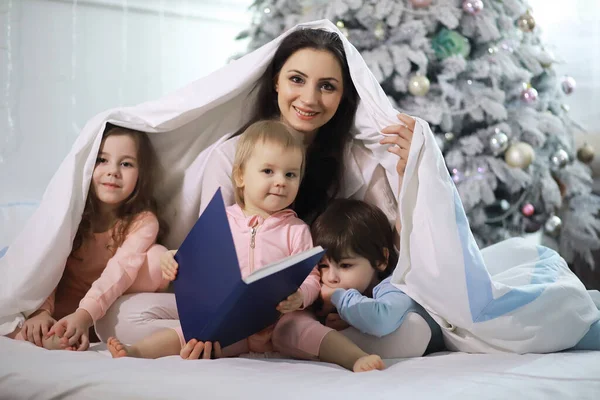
[311,199,398,281]
[73,124,167,255]
[232,120,306,206]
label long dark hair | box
[235,28,359,223]
[311,199,398,283]
[72,124,168,255]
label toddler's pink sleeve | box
[290,223,321,309]
[78,212,159,322]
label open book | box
[173,189,325,348]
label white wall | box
[0,0,253,204]
[527,0,600,132]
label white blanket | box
[1,337,599,400]
[393,115,600,353]
[1,19,598,355]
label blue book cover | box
[173,189,325,348]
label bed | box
[0,337,598,399]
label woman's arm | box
[330,277,420,337]
[198,137,238,216]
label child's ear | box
[376,248,390,272]
[233,166,244,189]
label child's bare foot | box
[353,354,385,372]
[41,334,67,350]
[107,337,138,358]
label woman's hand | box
[380,113,416,176]
[21,310,56,347]
[161,249,179,281]
[46,309,93,351]
[277,289,304,313]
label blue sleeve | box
[330,277,421,337]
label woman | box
[95,27,418,349]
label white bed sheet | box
[0,337,598,400]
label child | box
[6,125,170,351]
[311,198,444,355]
[107,120,384,372]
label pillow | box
[0,202,38,258]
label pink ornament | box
[522,203,535,217]
[410,0,432,8]
[561,76,576,95]
[462,0,484,15]
[521,87,538,103]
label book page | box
[243,246,324,284]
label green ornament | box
[431,28,471,59]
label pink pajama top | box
[226,204,321,309]
[39,212,160,322]
[171,204,322,353]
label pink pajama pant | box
[96,292,332,359]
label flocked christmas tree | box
[236,0,599,267]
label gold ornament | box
[408,74,430,96]
[517,11,536,32]
[336,20,349,37]
[374,21,385,40]
[577,142,596,164]
[504,142,535,169]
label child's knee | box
[272,311,330,358]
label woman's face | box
[275,48,344,144]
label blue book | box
[173,189,325,348]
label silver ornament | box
[544,215,562,236]
[550,149,569,169]
[408,74,431,96]
[444,132,455,142]
[489,130,509,155]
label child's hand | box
[324,313,350,331]
[180,339,222,360]
[277,289,304,313]
[317,284,337,316]
[46,309,93,351]
[161,249,179,281]
[21,310,56,347]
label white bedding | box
[0,337,598,400]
